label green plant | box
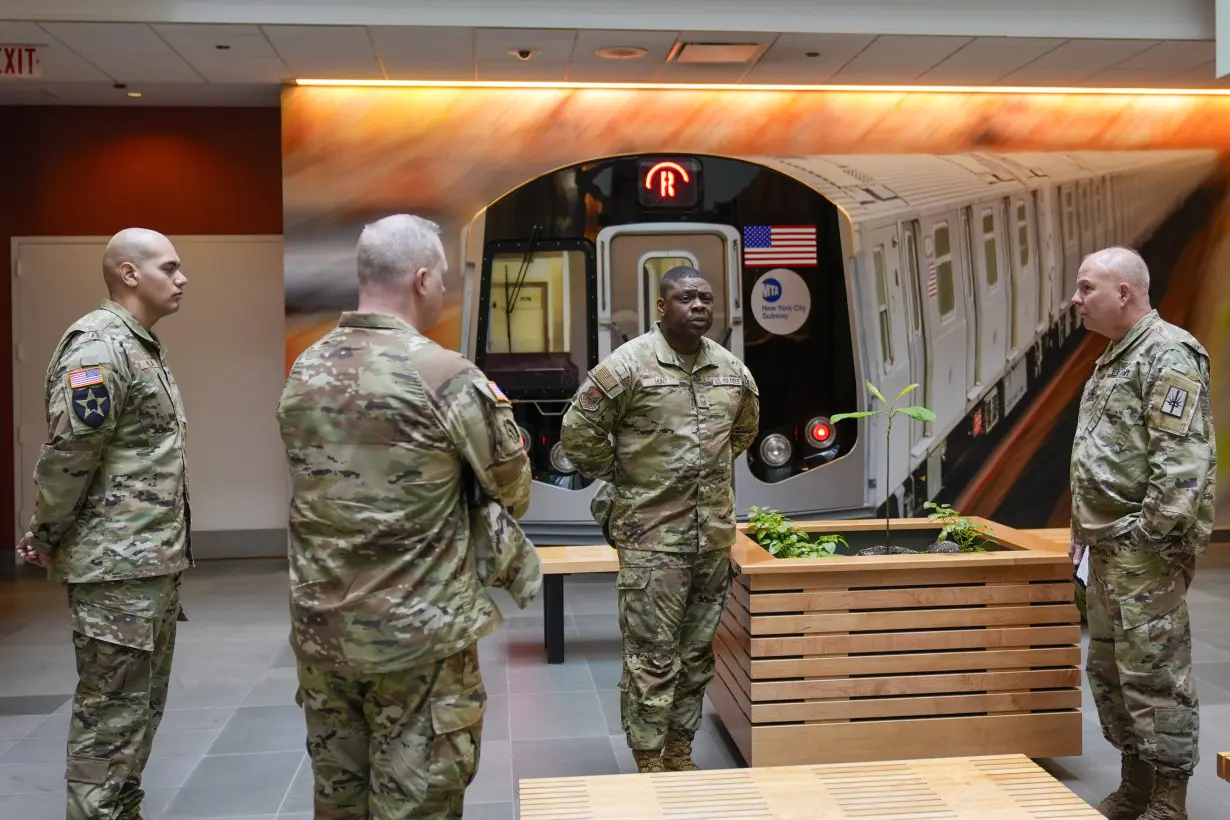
[831,382,936,549]
[923,501,992,552]
[746,506,847,559]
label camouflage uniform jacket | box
[561,323,759,553]
[28,300,192,584]
[276,312,535,674]
[1071,309,1217,625]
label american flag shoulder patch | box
[67,366,104,389]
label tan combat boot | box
[632,749,666,774]
[1098,753,1153,819]
[662,728,701,772]
[1136,773,1188,820]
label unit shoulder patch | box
[578,383,605,413]
[71,384,111,429]
[1148,368,1201,435]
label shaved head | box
[103,228,173,290]
[1071,245,1152,341]
[101,227,186,329]
[1081,246,1150,295]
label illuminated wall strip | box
[294,78,1230,96]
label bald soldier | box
[561,265,759,773]
[16,228,191,820]
[277,214,537,820]
[1069,247,1216,820]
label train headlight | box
[517,426,532,452]
[759,433,792,468]
[549,442,575,474]
[805,416,835,449]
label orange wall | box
[0,105,283,572]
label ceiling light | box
[126,91,142,98]
[595,46,648,60]
[294,78,1230,96]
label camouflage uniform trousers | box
[615,547,733,751]
[65,573,182,820]
[296,643,486,820]
[1086,556,1200,777]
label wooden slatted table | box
[518,753,1099,819]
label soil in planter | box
[806,529,1006,556]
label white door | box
[971,201,1010,390]
[863,225,912,499]
[917,213,968,437]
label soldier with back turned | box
[16,228,192,820]
[1069,246,1216,820]
[276,214,538,820]
[561,265,760,773]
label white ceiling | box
[0,21,1223,106]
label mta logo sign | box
[761,277,782,303]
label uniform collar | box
[100,299,161,350]
[1096,309,1159,369]
[652,322,714,372]
[338,312,418,332]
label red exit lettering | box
[1,46,42,79]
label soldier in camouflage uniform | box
[16,228,192,820]
[1069,247,1215,820]
[276,214,538,820]
[560,266,759,774]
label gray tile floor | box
[2,551,1229,819]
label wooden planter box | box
[710,518,1083,768]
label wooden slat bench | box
[518,753,1100,819]
[536,545,618,664]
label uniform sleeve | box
[442,375,532,519]
[1132,345,1215,548]
[27,334,130,552]
[560,360,632,481]
[730,363,760,457]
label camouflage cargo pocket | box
[69,599,155,652]
[1150,706,1198,767]
[427,680,486,791]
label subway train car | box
[455,149,1218,542]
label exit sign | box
[1,45,42,79]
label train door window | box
[873,245,893,366]
[640,252,697,334]
[483,247,591,395]
[1015,201,1030,269]
[905,230,922,334]
[933,223,956,318]
[981,210,999,288]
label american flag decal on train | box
[927,262,938,298]
[742,225,817,267]
[68,366,104,389]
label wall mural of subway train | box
[451,149,1217,541]
[281,85,1230,544]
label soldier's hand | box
[1068,538,1085,568]
[15,532,49,568]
